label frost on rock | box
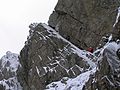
[0,51,20,72]
[103,42,120,74]
[45,41,120,90]
[0,51,22,90]
[0,77,22,90]
[26,23,39,44]
[42,23,96,68]
[46,68,96,90]
[113,7,120,27]
[29,23,38,30]
[39,23,99,90]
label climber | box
[87,47,94,53]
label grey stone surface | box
[18,24,90,90]
[85,43,120,90]
[17,0,120,90]
[48,0,119,49]
[0,52,22,90]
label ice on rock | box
[42,23,96,68]
[1,51,20,72]
[0,51,22,90]
[113,7,120,27]
[46,68,96,90]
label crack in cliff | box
[55,10,84,24]
[66,13,84,24]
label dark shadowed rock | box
[0,84,5,90]
[48,0,119,49]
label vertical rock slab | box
[48,0,119,49]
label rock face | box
[18,23,95,90]
[45,43,120,90]
[48,0,119,49]
[0,51,22,90]
[17,0,120,90]
[85,42,120,90]
[112,9,120,41]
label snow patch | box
[36,66,40,77]
[41,23,96,68]
[0,77,22,90]
[0,52,22,90]
[0,51,20,72]
[46,68,96,90]
[113,7,120,27]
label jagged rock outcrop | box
[48,0,119,49]
[18,23,95,90]
[112,10,120,41]
[84,42,120,90]
[45,42,120,90]
[0,51,22,90]
[17,0,120,90]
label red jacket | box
[87,47,93,53]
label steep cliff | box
[48,0,119,49]
[46,42,120,90]
[15,0,120,90]
[83,42,120,90]
[18,23,96,90]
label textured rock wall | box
[18,23,92,90]
[112,16,120,40]
[0,52,22,90]
[85,43,120,90]
[48,0,119,49]
[17,0,120,90]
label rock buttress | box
[17,23,92,90]
[48,0,119,49]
